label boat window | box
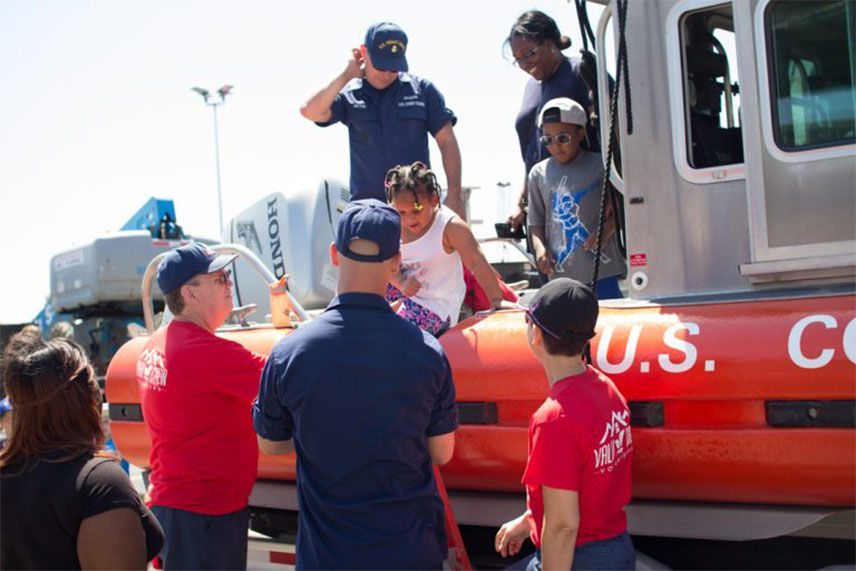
[679,4,744,169]
[765,0,856,151]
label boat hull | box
[106,292,856,507]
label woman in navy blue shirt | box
[505,10,594,231]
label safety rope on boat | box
[574,0,597,51]
[590,0,632,291]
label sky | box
[0,0,604,324]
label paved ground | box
[128,464,855,570]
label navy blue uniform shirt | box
[253,292,458,570]
[317,73,457,202]
[516,57,594,175]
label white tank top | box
[400,205,466,325]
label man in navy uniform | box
[300,22,465,217]
[253,199,458,569]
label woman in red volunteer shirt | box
[495,279,634,570]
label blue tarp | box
[121,197,177,236]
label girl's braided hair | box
[384,161,441,212]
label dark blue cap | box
[156,243,238,294]
[365,22,408,72]
[336,199,401,262]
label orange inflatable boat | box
[106,290,856,508]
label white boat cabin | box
[597,0,854,300]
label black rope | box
[575,0,589,51]
[590,0,631,291]
[575,0,597,51]
[617,0,633,135]
[574,0,631,365]
[575,0,599,138]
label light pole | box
[191,84,233,234]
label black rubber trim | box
[457,402,498,425]
[628,401,665,427]
[456,401,663,426]
[109,403,143,422]
[765,400,855,428]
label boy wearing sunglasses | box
[526,98,625,299]
[495,278,635,570]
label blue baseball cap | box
[365,22,408,72]
[336,199,401,263]
[156,243,238,294]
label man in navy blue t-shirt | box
[253,199,459,569]
[300,22,465,218]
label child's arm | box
[526,167,556,276]
[390,270,421,298]
[444,217,506,310]
[529,226,556,276]
[541,485,580,569]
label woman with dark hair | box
[505,10,595,231]
[0,334,163,570]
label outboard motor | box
[224,179,350,318]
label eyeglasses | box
[520,302,562,339]
[539,134,575,146]
[189,269,231,288]
[512,43,541,68]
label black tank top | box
[1,451,163,569]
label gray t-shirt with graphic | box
[527,151,625,283]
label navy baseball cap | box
[365,22,408,72]
[156,243,238,294]
[336,199,401,263]
[525,278,599,341]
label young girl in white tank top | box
[384,162,508,336]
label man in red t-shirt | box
[495,278,635,570]
[137,244,266,570]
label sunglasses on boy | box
[539,133,575,147]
